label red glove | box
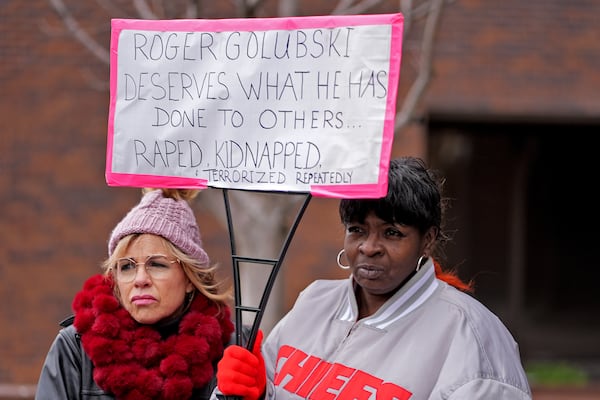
[217,329,266,400]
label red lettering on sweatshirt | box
[274,345,412,400]
[338,370,382,400]
[310,363,354,400]
[297,360,332,397]
[274,346,321,393]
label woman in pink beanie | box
[36,188,234,400]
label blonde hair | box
[143,187,200,202]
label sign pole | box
[222,188,312,349]
[218,189,311,400]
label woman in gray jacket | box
[216,157,532,400]
[36,188,234,400]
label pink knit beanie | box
[108,190,209,265]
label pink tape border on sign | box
[106,13,403,199]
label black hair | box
[339,157,445,239]
[339,157,473,291]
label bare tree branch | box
[331,0,354,14]
[394,0,443,130]
[48,0,110,64]
[184,0,200,18]
[95,0,129,16]
[332,0,385,15]
[400,0,414,32]
[233,0,266,17]
[133,0,158,19]
[277,0,298,17]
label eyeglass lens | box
[115,255,177,282]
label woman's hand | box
[217,330,266,400]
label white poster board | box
[106,14,403,198]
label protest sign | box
[106,14,403,198]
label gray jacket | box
[260,259,532,399]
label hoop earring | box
[415,256,426,272]
[336,249,350,270]
[184,290,195,310]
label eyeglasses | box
[114,254,180,283]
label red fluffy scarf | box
[72,274,234,400]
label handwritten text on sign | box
[106,14,403,198]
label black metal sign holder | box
[222,188,313,351]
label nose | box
[359,233,383,256]
[133,264,152,285]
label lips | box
[131,294,157,306]
[355,264,383,279]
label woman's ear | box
[186,281,194,293]
[422,227,438,256]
